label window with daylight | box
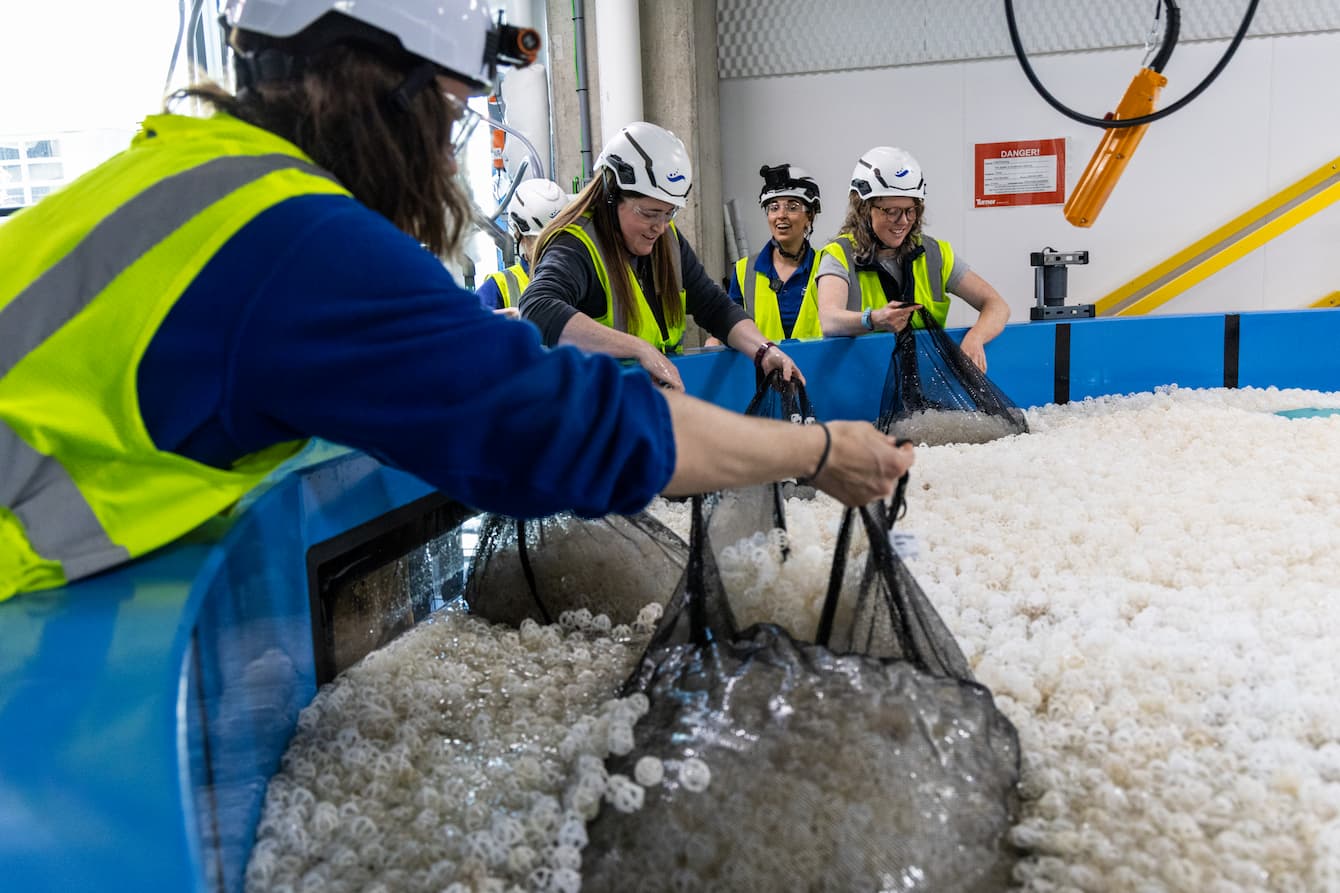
[0,139,64,211]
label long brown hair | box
[174,30,471,259]
[535,173,684,334]
[837,192,926,267]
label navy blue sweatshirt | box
[137,194,675,519]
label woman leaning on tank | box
[518,122,805,392]
[816,146,1010,372]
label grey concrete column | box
[641,0,722,348]
[543,0,723,347]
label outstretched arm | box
[661,389,914,507]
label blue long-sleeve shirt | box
[137,194,675,519]
[476,256,529,311]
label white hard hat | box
[594,122,693,208]
[508,179,570,236]
[850,147,926,201]
[758,163,821,213]
[225,0,532,93]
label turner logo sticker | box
[667,172,686,183]
[895,168,909,178]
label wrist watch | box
[861,308,875,331]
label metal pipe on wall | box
[593,0,643,148]
[572,0,595,184]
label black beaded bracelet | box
[753,341,776,369]
[798,422,831,485]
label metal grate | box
[718,0,1340,80]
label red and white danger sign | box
[974,138,1066,207]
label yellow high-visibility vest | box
[0,113,349,599]
[732,248,822,341]
[562,215,686,354]
[820,232,954,328]
[483,262,530,309]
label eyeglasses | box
[764,199,806,214]
[630,203,678,225]
[871,203,918,223]
[441,91,484,153]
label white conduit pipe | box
[594,0,643,147]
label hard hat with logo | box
[594,122,693,209]
[224,0,540,94]
[758,163,821,213]
[849,147,926,201]
[508,179,570,236]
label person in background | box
[476,177,569,316]
[727,163,824,342]
[519,122,805,392]
[816,146,1009,372]
[0,0,913,601]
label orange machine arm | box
[1063,68,1167,228]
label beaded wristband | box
[797,421,832,485]
[753,341,777,368]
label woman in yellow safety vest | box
[520,122,804,392]
[729,163,824,342]
[476,178,570,314]
[816,146,1010,372]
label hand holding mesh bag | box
[877,305,1029,445]
[579,493,1021,892]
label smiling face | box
[764,198,812,252]
[616,195,677,256]
[868,198,919,249]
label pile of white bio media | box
[248,386,1340,892]
[245,606,662,893]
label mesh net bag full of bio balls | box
[877,305,1029,445]
[463,512,687,627]
[578,491,1021,893]
[704,370,820,571]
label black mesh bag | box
[462,511,687,626]
[580,491,1021,892]
[876,305,1029,445]
[704,370,818,568]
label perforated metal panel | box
[718,0,1340,80]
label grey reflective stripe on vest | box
[832,238,863,311]
[740,261,757,316]
[834,235,945,309]
[0,423,129,578]
[921,236,945,304]
[502,268,522,306]
[1,154,335,376]
[0,152,335,577]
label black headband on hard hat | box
[758,163,820,212]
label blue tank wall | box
[3,310,1338,892]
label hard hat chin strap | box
[233,47,305,99]
[390,62,439,111]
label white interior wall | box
[719,31,1340,327]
